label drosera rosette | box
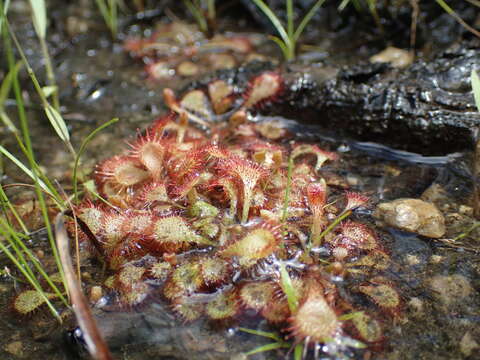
[356,276,403,319]
[291,144,339,172]
[142,214,214,255]
[220,220,283,267]
[65,71,406,358]
[285,279,342,348]
[127,128,166,181]
[217,156,270,223]
[124,21,268,82]
[306,179,328,246]
[324,221,381,262]
[95,155,150,200]
[12,289,59,316]
[230,71,284,124]
[114,262,151,309]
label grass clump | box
[95,0,120,38]
[183,0,216,37]
[249,0,326,61]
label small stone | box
[429,274,473,305]
[5,341,23,357]
[370,46,414,68]
[407,297,423,314]
[177,61,199,77]
[429,255,444,264]
[404,254,420,266]
[89,286,103,303]
[373,198,445,238]
[459,205,473,216]
[230,354,248,360]
[460,331,479,356]
[346,175,359,186]
[421,183,447,204]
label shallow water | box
[1,2,479,360]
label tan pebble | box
[429,255,444,264]
[407,297,423,314]
[460,331,479,356]
[177,61,199,76]
[373,198,445,238]
[346,175,359,186]
[230,354,248,360]
[89,286,103,303]
[4,341,23,357]
[36,250,45,259]
[405,254,420,266]
[429,274,473,305]
[421,183,446,204]
[370,46,414,68]
[459,205,473,216]
[82,272,92,281]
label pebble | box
[460,331,479,356]
[4,341,24,358]
[89,286,103,303]
[373,198,446,238]
[459,205,473,216]
[370,46,414,68]
[429,274,473,305]
[407,297,423,314]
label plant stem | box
[311,209,352,248]
[2,14,67,296]
[281,155,294,223]
[73,118,119,203]
[39,37,59,111]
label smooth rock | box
[373,198,446,238]
[429,274,473,305]
[460,331,479,356]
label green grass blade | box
[108,0,118,37]
[238,327,283,342]
[207,0,215,22]
[466,0,480,6]
[471,70,480,112]
[2,19,67,295]
[0,0,10,34]
[293,0,326,42]
[183,0,207,33]
[294,343,303,360]
[45,103,70,143]
[338,310,364,321]
[73,117,119,202]
[281,155,294,222]
[250,0,290,45]
[245,342,290,356]
[0,145,53,197]
[435,0,480,37]
[269,35,291,61]
[28,0,46,39]
[41,85,57,99]
[279,262,298,313]
[338,0,351,11]
[0,60,22,109]
[286,0,294,39]
[0,184,28,234]
[0,240,61,321]
[0,111,19,134]
[0,217,68,306]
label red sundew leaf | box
[243,72,283,109]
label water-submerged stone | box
[373,198,446,238]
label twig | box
[55,213,113,360]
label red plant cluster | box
[124,21,264,81]
[65,71,402,356]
